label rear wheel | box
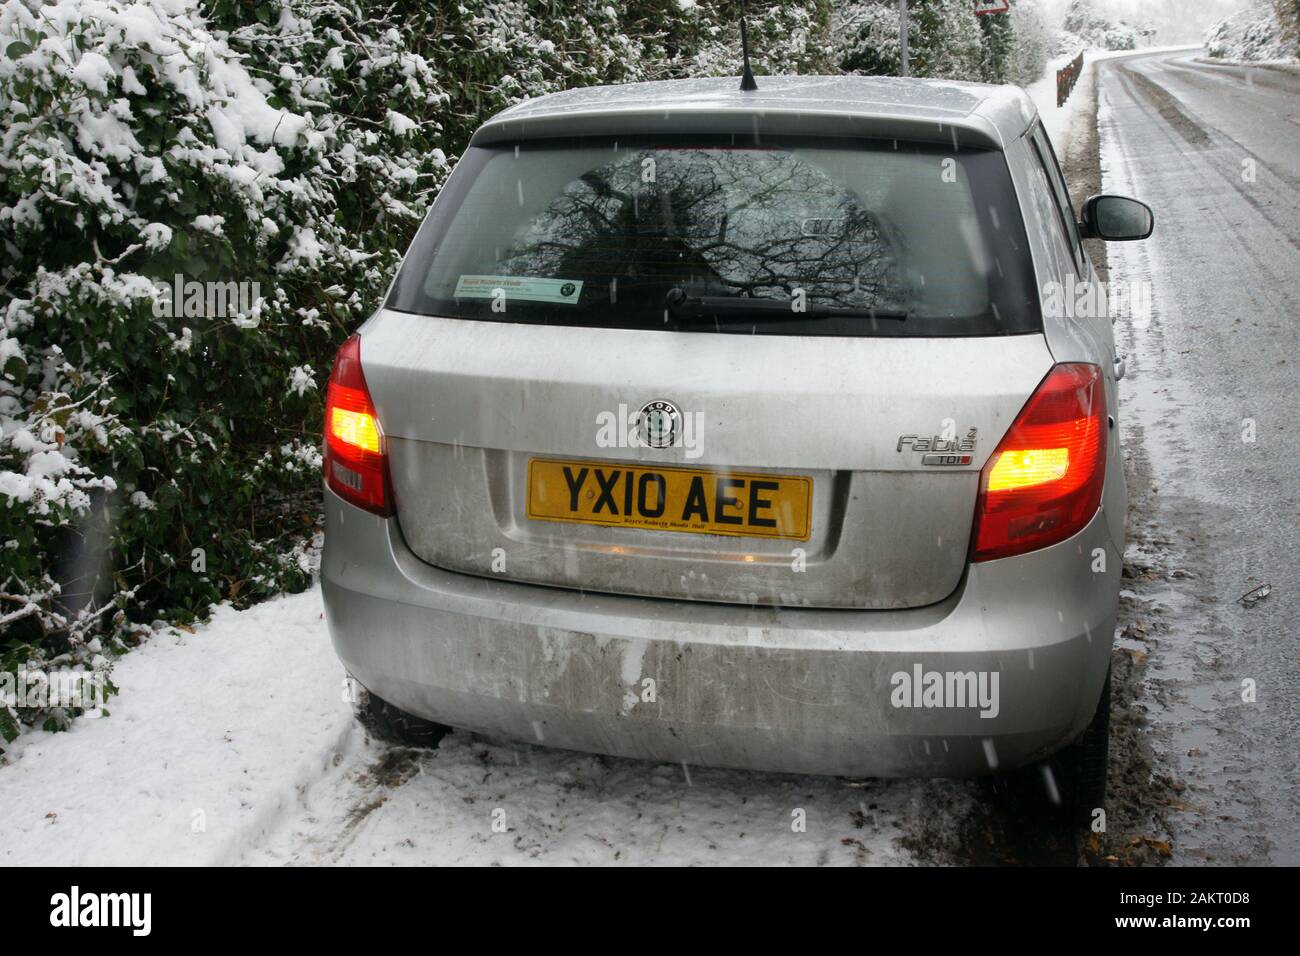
[986,665,1110,834]
[1043,665,1111,829]
[354,686,451,749]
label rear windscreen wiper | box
[664,287,908,322]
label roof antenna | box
[739,0,758,91]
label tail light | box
[324,334,392,516]
[972,363,1106,562]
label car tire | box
[354,686,451,749]
[1047,664,1111,828]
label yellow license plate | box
[526,458,812,540]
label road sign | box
[974,0,1010,14]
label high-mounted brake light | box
[324,334,392,516]
[972,363,1106,562]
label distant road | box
[1098,49,1300,864]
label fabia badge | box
[897,427,979,466]
[637,400,681,449]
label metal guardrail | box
[1056,51,1085,108]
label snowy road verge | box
[0,591,351,865]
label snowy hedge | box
[0,0,448,736]
[1053,0,1151,56]
[834,0,1048,87]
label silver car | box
[321,75,1152,817]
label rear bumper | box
[322,489,1118,777]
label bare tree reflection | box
[497,149,906,311]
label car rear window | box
[386,135,1041,337]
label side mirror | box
[1078,194,1154,241]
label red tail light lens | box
[972,363,1106,562]
[324,334,392,516]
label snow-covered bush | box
[1060,0,1141,52]
[657,0,835,78]
[835,0,1044,85]
[1280,0,1300,56]
[0,0,840,739]
[1006,0,1050,85]
[1204,1,1292,60]
[835,1,902,75]
[1050,29,1084,58]
[1101,25,1137,51]
[0,0,457,737]
[904,0,985,80]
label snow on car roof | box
[472,75,1038,151]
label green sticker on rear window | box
[454,275,583,305]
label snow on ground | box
[1026,52,1089,149]
[1,586,970,865]
[0,591,350,865]
[1094,55,1179,490]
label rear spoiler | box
[470,107,1005,151]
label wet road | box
[1098,50,1300,863]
